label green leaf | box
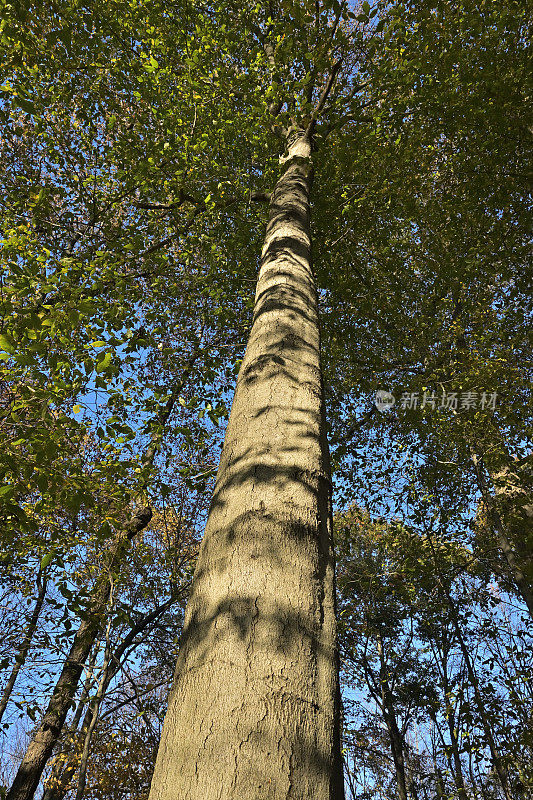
[40,553,53,570]
[14,96,37,115]
[95,352,113,372]
[0,334,15,353]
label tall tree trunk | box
[41,645,99,800]
[0,568,47,725]
[149,129,344,799]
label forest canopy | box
[0,1,531,799]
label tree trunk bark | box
[0,568,47,725]
[6,507,152,800]
[149,130,344,800]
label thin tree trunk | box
[439,648,468,800]
[450,616,512,800]
[74,600,114,800]
[435,579,513,800]
[0,568,47,724]
[470,448,533,619]
[149,129,344,799]
[6,508,151,800]
[42,595,178,800]
[435,767,447,800]
[41,645,99,800]
[468,750,484,800]
[7,346,200,800]
[443,691,468,800]
[406,747,420,800]
[376,635,408,800]
[389,723,408,800]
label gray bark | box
[149,130,344,799]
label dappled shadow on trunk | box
[149,137,344,800]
